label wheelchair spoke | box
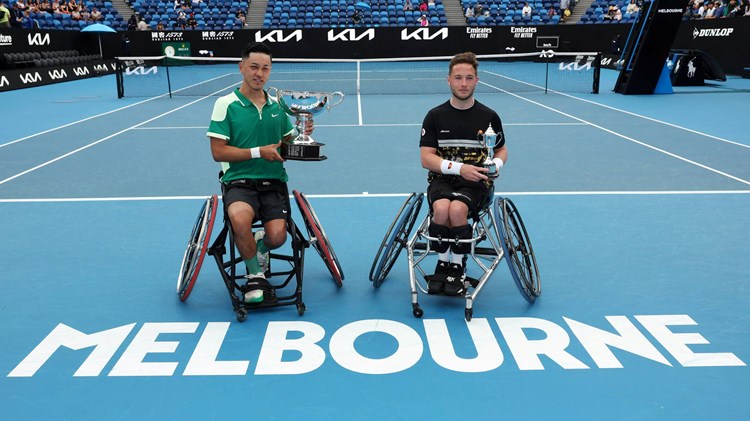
[177,195,218,302]
[495,197,541,303]
[293,190,344,287]
[370,193,423,287]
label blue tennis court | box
[1,69,748,420]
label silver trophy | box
[478,124,499,179]
[267,87,345,161]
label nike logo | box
[440,130,450,133]
[272,113,279,117]
[282,210,288,214]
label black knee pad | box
[428,222,451,253]
[450,224,473,255]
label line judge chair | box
[370,188,541,321]
[176,172,344,322]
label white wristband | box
[492,158,504,169]
[440,159,463,175]
[250,147,260,159]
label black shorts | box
[223,179,289,224]
[427,175,491,214]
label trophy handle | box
[327,91,345,109]
[267,86,279,100]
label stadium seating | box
[8,0,641,30]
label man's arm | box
[210,137,283,162]
[421,146,489,182]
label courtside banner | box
[0,60,116,92]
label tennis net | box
[116,51,601,98]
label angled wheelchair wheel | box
[177,195,219,302]
[293,190,344,287]
[369,192,424,288]
[495,197,541,303]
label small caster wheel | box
[297,302,306,316]
[236,309,247,322]
[465,308,473,322]
[413,305,423,318]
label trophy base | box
[281,141,327,161]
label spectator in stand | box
[419,0,428,13]
[403,0,413,11]
[351,8,363,25]
[721,0,741,16]
[428,0,435,6]
[465,4,474,17]
[236,9,245,26]
[176,8,187,28]
[21,10,39,28]
[703,1,717,17]
[191,0,203,7]
[127,13,138,30]
[156,21,165,30]
[418,13,429,25]
[521,2,532,17]
[0,1,10,28]
[137,16,149,29]
[187,13,196,29]
[547,5,557,17]
[744,0,750,15]
[90,7,102,21]
[173,0,180,10]
[70,5,81,20]
[559,0,569,15]
[473,2,483,15]
[626,0,640,13]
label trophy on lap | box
[478,124,500,179]
[267,87,345,161]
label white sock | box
[438,251,450,262]
[451,253,464,265]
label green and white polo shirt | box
[207,88,294,183]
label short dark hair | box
[449,52,478,75]
[241,42,272,60]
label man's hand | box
[459,164,489,182]
[260,142,284,162]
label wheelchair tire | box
[293,190,344,287]
[369,192,424,288]
[495,197,541,303]
[177,195,218,302]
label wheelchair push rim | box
[495,197,541,303]
[177,195,218,302]
[293,190,344,287]
[369,192,424,288]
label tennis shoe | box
[443,263,466,296]
[255,229,269,274]
[242,273,267,303]
[428,260,450,294]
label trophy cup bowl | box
[267,87,345,161]
[478,124,499,179]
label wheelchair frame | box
[370,192,541,321]
[177,183,344,322]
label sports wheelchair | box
[176,179,344,322]
[370,192,541,321]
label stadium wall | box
[1,17,747,92]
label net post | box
[115,58,124,99]
[165,58,173,98]
[593,53,601,94]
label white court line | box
[480,75,750,187]
[0,84,235,186]
[555,91,750,150]
[0,95,169,149]
[1,190,749,203]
